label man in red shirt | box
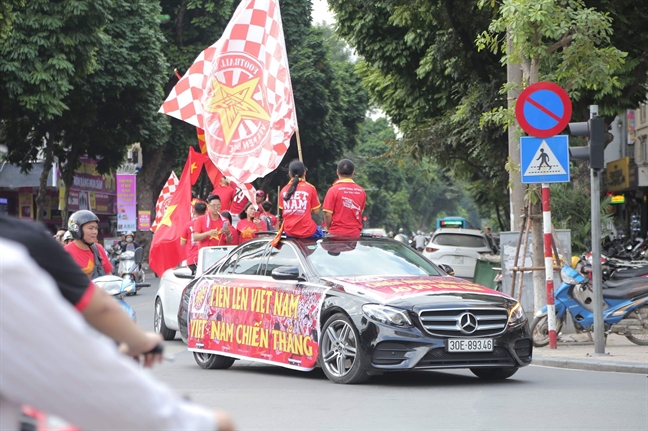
[193,195,235,248]
[279,160,323,239]
[65,210,113,278]
[181,201,207,274]
[323,159,366,237]
[229,186,249,226]
[211,177,235,212]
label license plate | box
[447,338,493,352]
[451,256,464,265]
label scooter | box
[530,265,648,347]
[93,275,148,321]
[116,247,146,295]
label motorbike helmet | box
[62,231,74,244]
[68,210,100,242]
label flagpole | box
[296,129,303,162]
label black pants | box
[188,264,197,275]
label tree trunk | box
[60,145,80,225]
[136,145,175,262]
[35,140,55,222]
[507,32,524,231]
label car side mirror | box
[438,264,455,276]
[271,266,304,281]
[173,267,194,279]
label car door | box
[186,240,326,371]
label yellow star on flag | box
[159,204,177,228]
[190,162,198,174]
[204,77,271,145]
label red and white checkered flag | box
[151,171,179,233]
[159,0,297,186]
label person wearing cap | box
[323,159,366,238]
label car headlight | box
[508,302,526,326]
[362,304,413,328]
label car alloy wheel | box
[154,300,163,333]
[320,313,369,384]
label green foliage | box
[348,117,482,233]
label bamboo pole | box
[510,206,528,297]
[296,129,303,162]
[517,206,533,302]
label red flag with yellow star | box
[149,151,193,277]
[159,0,297,186]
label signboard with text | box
[116,174,137,232]
[138,210,151,231]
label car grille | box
[418,307,509,337]
[416,347,514,368]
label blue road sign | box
[521,135,570,184]
[515,82,572,138]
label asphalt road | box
[128,278,648,431]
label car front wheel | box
[319,313,370,384]
[154,298,176,341]
[193,352,236,369]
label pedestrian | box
[0,238,236,431]
[413,230,427,251]
[229,187,249,227]
[0,215,163,367]
[279,160,324,239]
[322,159,366,238]
[181,201,207,274]
[65,210,113,278]
[236,202,262,243]
[193,195,235,247]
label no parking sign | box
[515,82,572,138]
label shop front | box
[604,157,644,237]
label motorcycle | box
[108,242,122,273]
[92,275,147,321]
[116,247,146,295]
[530,265,648,347]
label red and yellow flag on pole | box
[160,0,297,208]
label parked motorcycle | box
[116,247,146,295]
[530,265,648,346]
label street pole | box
[589,105,605,354]
[542,183,557,349]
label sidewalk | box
[532,334,648,374]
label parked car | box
[177,236,531,384]
[154,246,234,340]
[423,228,498,279]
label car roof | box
[433,228,485,235]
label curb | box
[532,356,648,374]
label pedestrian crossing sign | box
[520,135,570,184]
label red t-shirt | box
[65,242,113,277]
[323,179,366,237]
[279,180,321,238]
[181,220,200,265]
[237,219,261,243]
[211,185,235,211]
[194,213,234,247]
[230,187,250,215]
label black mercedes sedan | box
[177,236,532,384]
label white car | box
[423,228,497,279]
[154,246,234,340]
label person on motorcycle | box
[65,210,113,278]
[62,231,73,245]
[120,231,140,252]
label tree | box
[0,0,110,220]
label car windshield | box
[433,233,487,248]
[306,239,441,277]
[201,247,232,271]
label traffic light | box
[568,116,606,170]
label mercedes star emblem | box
[459,312,478,334]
